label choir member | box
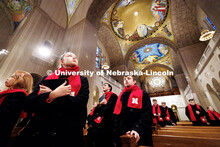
[113,75,153,147]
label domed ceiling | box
[130,43,173,71]
[100,0,175,71]
[111,0,169,41]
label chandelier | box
[199,29,215,41]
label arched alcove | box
[211,78,220,93]
[93,86,100,104]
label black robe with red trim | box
[185,104,207,126]
[113,91,153,146]
[160,106,177,126]
[14,76,89,147]
[87,93,118,147]
[0,92,27,147]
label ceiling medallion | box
[144,47,152,53]
[110,0,169,41]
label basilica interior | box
[0,0,220,141]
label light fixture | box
[37,40,53,58]
[199,29,215,41]
[134,11,138,16]
[0,49,9,55]
[38,46,51,57]
[102,62,110,70]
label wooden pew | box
[157,130,220,139]
[120,135,151,147]
[160,127,220,133]
[176,121,192,126]
[153,134,220,147]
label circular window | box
[150,76,165,88]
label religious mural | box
[110,0,169,41]
[130,43,173,71]
[3,0,34,30]
[65,0,82,23]
[131,43,169,64]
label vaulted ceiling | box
[88,0,200,75]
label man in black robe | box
[88,83,118,147]
[185,99,207,126]
[113,75,153,147]
[160,102,177,126]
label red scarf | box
[152,104,163,124]
[207,110,220,121]
[92,92,116,124]
[89,91,114,116]
[0,89,28,118]
[188,104,207,123]
[44,66,81,96]
[114,85,143,115]
[165,107,171,121]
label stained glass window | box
[96,47,100,69]
[206,17,216,30]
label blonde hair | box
[10,71,33,94]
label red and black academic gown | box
[0,89,28,147]
[113,85,153,146]
[185,104,207,126]
[15,67,89,147]
[87,91,118,147]
[152,104,163,125]
[160,106,177,126]
[206,110,220,126]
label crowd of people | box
[0,51,220,147]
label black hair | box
[104,83,112,92]
[188,99,195,102]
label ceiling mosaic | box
[3,0,36,30]
[130,43,173,71]
[110,0,169,41]
[100,0,175,56]
[65,0,82,24]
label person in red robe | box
[185,99,207,126]
[206,106,220,126]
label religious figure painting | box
[131,43,169,64]
[65,0,82,23]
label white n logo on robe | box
[71,91,75,96]
[132,98,138,104]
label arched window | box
[96,46,101,69]
[206,17,216,30]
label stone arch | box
[124,37,178,66]
[86,0,115,28]
[206,83,220,112]
[98,23,123,68]
[142,63,174,73]
[211,78,220,93]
